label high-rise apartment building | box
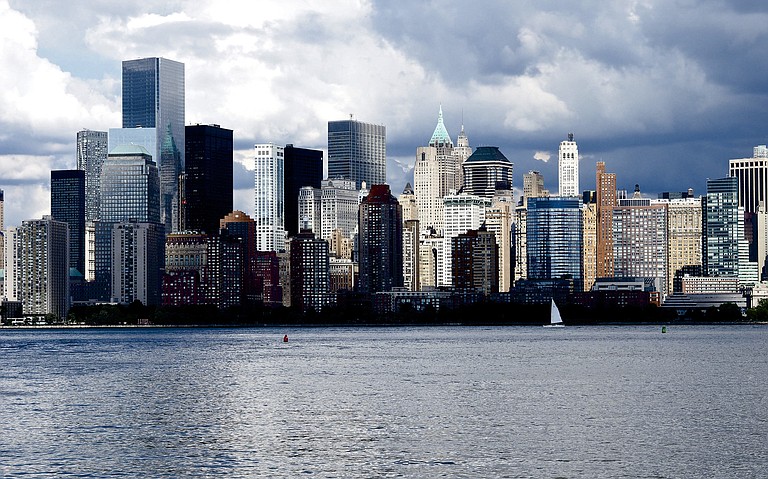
[581,200,598,291]
[220,210,259,304]
[184,124,233,235]
[51,170,86,277]
[96,145,161,301]
[0,188,4,276]
[289,230,330,311]
[163,231,208,306]
[526,197,583,290]
[111,221,165,305]
[451,226,499,295]
[596,162,617,279]
[6,216,69,319]
[297,178,360,257]
[77,130,108,222]
[484,189,514,292]
[402,219,420,291]
[328,118,386,189]
[254,143,286,252]
[558,133,579,197]
[663,197,702,295]
[462,146,513,199]
[284,145,323,238]
[612,197,669,296]
[122,57,185,234]
[358,185,403,294]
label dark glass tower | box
[328,119,386,189]
[51,170,86,277]
[184,124,233,234]
[357,184,403,294]
[122,57,185,233]
[284,144,323,238]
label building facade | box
[358,185,403,294]
[51,170,86,277]
[451,227,499,295]
[558,133,579,197]
[111,221,165,305]
[284,145,323,238]
[462,146,513,199]
[254,143,286,252]
[289,230,330,311]
[442,193,491,286]
[526,197,583,290]
[328,118,386,189]
[596,162,617,279]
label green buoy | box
[661,326,667,333]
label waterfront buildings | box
[451,226,499,295]
[254,143,285,252]
[484,188,514,292]
[220,211,259,303]
[442,193,491,286]
[358,185,403,294]
[289,230,330,311]
[51,170,85,277]
[526,196,583,290]
[111,221,164,306]
[665,197,703,295]
[284,145,323,238]
[558,134,579,197]
[163,231,207,306]
[5,216,69,319]
[184,124,233,235]
[402,218,420,291]
[581,198,598,291]
[122,57,185,234]
[461,146,513,199]
[328,118,386,189]
[298,178,361,257]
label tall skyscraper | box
[526,197,583,290]
[484,189,514,292]
[122,57,185,234]
[0,188,4,275]
[462,146,513,199]
[297,178,360,257]
[596,162,617,279]
[96,145,161,301]
[451,226,499,295]
[6,216,69,319]
[254,143,286,252]
[51,170,86,277]
[111,221,165,306]
[284,145,323,238]
[442,193,491,286]
[220,210,259,304]
[184,124,233,235]
[558,133,579,197]
[581,198,598,291]
[76,130,108,222]
[358,185,403,294]
[328,118,386,189]
[729,146,768,274]
[664,197,702,295]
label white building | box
[442,193,490,285]
[254,143,285,252]
[558,133,579,197]
[484,189,515,292]
[111,221,165,306]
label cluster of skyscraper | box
[2,56,767,322]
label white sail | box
[550,299,563,325]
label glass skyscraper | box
[526,196,583,290]
[328,119,386,189]
[76,129,108,222]
[122,57,185,234]
[51,170,86,277]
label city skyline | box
[2,1,768,227]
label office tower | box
[254,143,286,252]
[526,197,583,290]
[289,230,330,311]
[442,192,491,285]
[96,145,161,301]
[485,189,514,292]
[284,145,323,238]
[462,146,513,199]
[664,197,702,295]
[51,170,86,277]
[298,186,322,234]
[111,221,164,305]
[729,146,768,273]
[163,232,208,306]
[419,232,443,290]
[297,178,360,256]
[558,133,579,197]
[523,171,548,206]
[399,183,418,222]
[357,185,403,294]
[704,177,758,285]
[612,196,669,296]
[414,107,465,234]
[596,162,617,279]
[220,210,259,304]
[328,118,386,189]
[122,57,185,234]
[8,216,69,319]
[184,124,233,235]
[451,226,499,295]
[402,219,420,291]
[453,124,472,192]
[581,199,598,291]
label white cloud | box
[533,151,551,163]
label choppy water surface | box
[0,325,766,478]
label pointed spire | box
[429,105,453,147]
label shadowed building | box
[358,185,403,294]
[51,170,86,278]
[284,145,323,238]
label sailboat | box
[544,299,564,328]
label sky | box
[2,0,768,228]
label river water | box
[0,325,766,478]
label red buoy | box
[283,334,288,343]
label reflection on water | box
[0,326,766,478]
